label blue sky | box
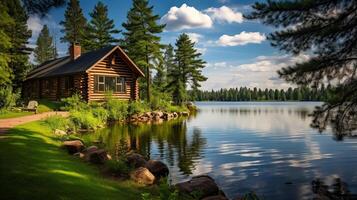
[27,0,308,90]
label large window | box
[94,75,126,93]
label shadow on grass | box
[0,122,147,200]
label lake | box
[83,102,357,199]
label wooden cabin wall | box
[87,54,139,101]
[23,73,87,101]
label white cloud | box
[186,33,203,43]
[218,31,266,46]
[161,4,213,31]
[205,6,243,24]
[202,54,310,90]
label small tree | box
[83,1,120,51]
[60,0,87,46]
[34,25,57,64]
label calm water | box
[84,102,357,199]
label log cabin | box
[23,44,144,101]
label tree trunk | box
[146,45,150,102]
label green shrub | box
[91,107,109,123]
[105,159,130,175]
[127,101,150,115]
[61,94,88,111]
[44,115,70,132]
[0,87,19,110]
[38,99,63,113]
[104,94,128,121]
[149,91,172,110]
[165,105,188,113]
[70,110,103,130]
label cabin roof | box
[26,45,144,80]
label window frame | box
[94,75,126,93]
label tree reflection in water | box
[82,118,206,175]
[312,178,357,200]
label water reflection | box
[81,102,357,199]
[83,119,207,176]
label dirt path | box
[0,112,69,134]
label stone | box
[153,111,164,118]
[83,145,98,153]
[126,153,147,168]
[173,112,178,118]
[130,167,155,185]
[145,160,169,178]
[181,111,189,116]
[54,129,67,136]
[62,140,85,154]
[202,195,229,200]
[73,152,85,159]
[86,149,108,164]
[175,175,219,199]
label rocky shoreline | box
[61,139,235,200]
[128,110,190,123]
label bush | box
[0,87,19,110]
[105,159,130,175]
[44,115,70,132]
[61,94,88,111]
[149,91,172,110]
[70,110,103,130]
[38,99,63,113]
[104,94,128,121]
[127,101,150,116]
[165,105,188,113]
[91,107,109,123]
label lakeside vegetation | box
[190,85,333,102]
[0,121,152,200]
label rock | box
[130,167,155,185]
[202,195,229,200]
[155,111,164,118]
[73,152,85,158]
[175,175,219,199]
[181,111,189,116]
[62,140,85,154]
[83,145,98,153]
[86,149,108,164]
[145,160,169,178]
[54,129,67,136]
[126,153,147,168]
[144,112,153,118]
[173,112,178,118]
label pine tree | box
[247,1,357,133]
[3,0,32,92]
[60,0,87,46]
[83,1,120,51]
[0,2,14,87]
[167,33,207,105]
[153,45,175,92]
[34,25,57,64]
[122,0,165,101]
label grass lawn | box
[0,111,33,119]
[0,121,152,200]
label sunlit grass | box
[0,121,152,200]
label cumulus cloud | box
[186,32,203,43]
[218,31,266,46]
[205,6,243,24]
[161,4,213,31]
[202,54,310,90]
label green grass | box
[0,111,33,119]
[38,99,63,113]
[0,121,151,200]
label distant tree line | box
[190,85,333,102]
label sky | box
[26,0,308,90]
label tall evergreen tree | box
[83,1,120,51]
[153,45,175,92]
[247,0,357,133]
[167,34,207,104]
[60,0,87,46]
[3,0,32,92]
[122,0,165,101]
[34,25,57,64]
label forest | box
[0,0,206,109]
[190,85,333,102]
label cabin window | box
[94,75,125,93]
[111,55,116,65]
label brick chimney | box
[69,43,81,60]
